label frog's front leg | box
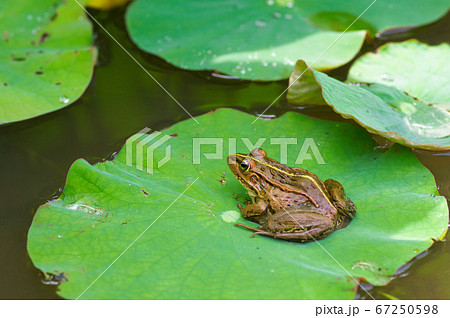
[237,197,268,219]
[324,179,356,219]
[236,197,268,225]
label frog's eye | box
[240,159,251,172]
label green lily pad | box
[125,0,366,81]
[27,109,447,299]
[287,60,450,151]
[298,0,450,32]
[125,0,449,81]
[307,11,377,35]
[347,40,450,111]
[0,0,95,124]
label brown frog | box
[227,148,356,242]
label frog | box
[227,148,356,242]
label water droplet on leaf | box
[273,12,282,19]
[59,96,70,104]
[255,20,267,27]
[381,73,393,82]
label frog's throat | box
[234,173,259,197]
[235,153,333,209]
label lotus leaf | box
[27,109,448,299]
[0,0,95,124]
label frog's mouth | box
[227,154,259,196]
[227,154,244,182]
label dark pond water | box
[0,7,448,299]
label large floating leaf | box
[287,60,450,151]
[0,0,95,124]
[125,0,365,81]
[347,41,450,111]
[28,109,447,299]
[296,0,450,32]
[125,0,450,81]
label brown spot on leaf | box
[11,55,25,61]
[3,83,7,86]
[35,70,43,75]
[170,133,178,137]
[217,172,227,185]
[50,12,58,21]
[39,32,50,45]
[141,189,149,195]
[54,82,61,86]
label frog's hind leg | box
[235,224,270,238]
[265,212,335,242]
[235,224,330,242]
[234,224,278,239]
[247,227,331,242]
[249,230,277,239]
